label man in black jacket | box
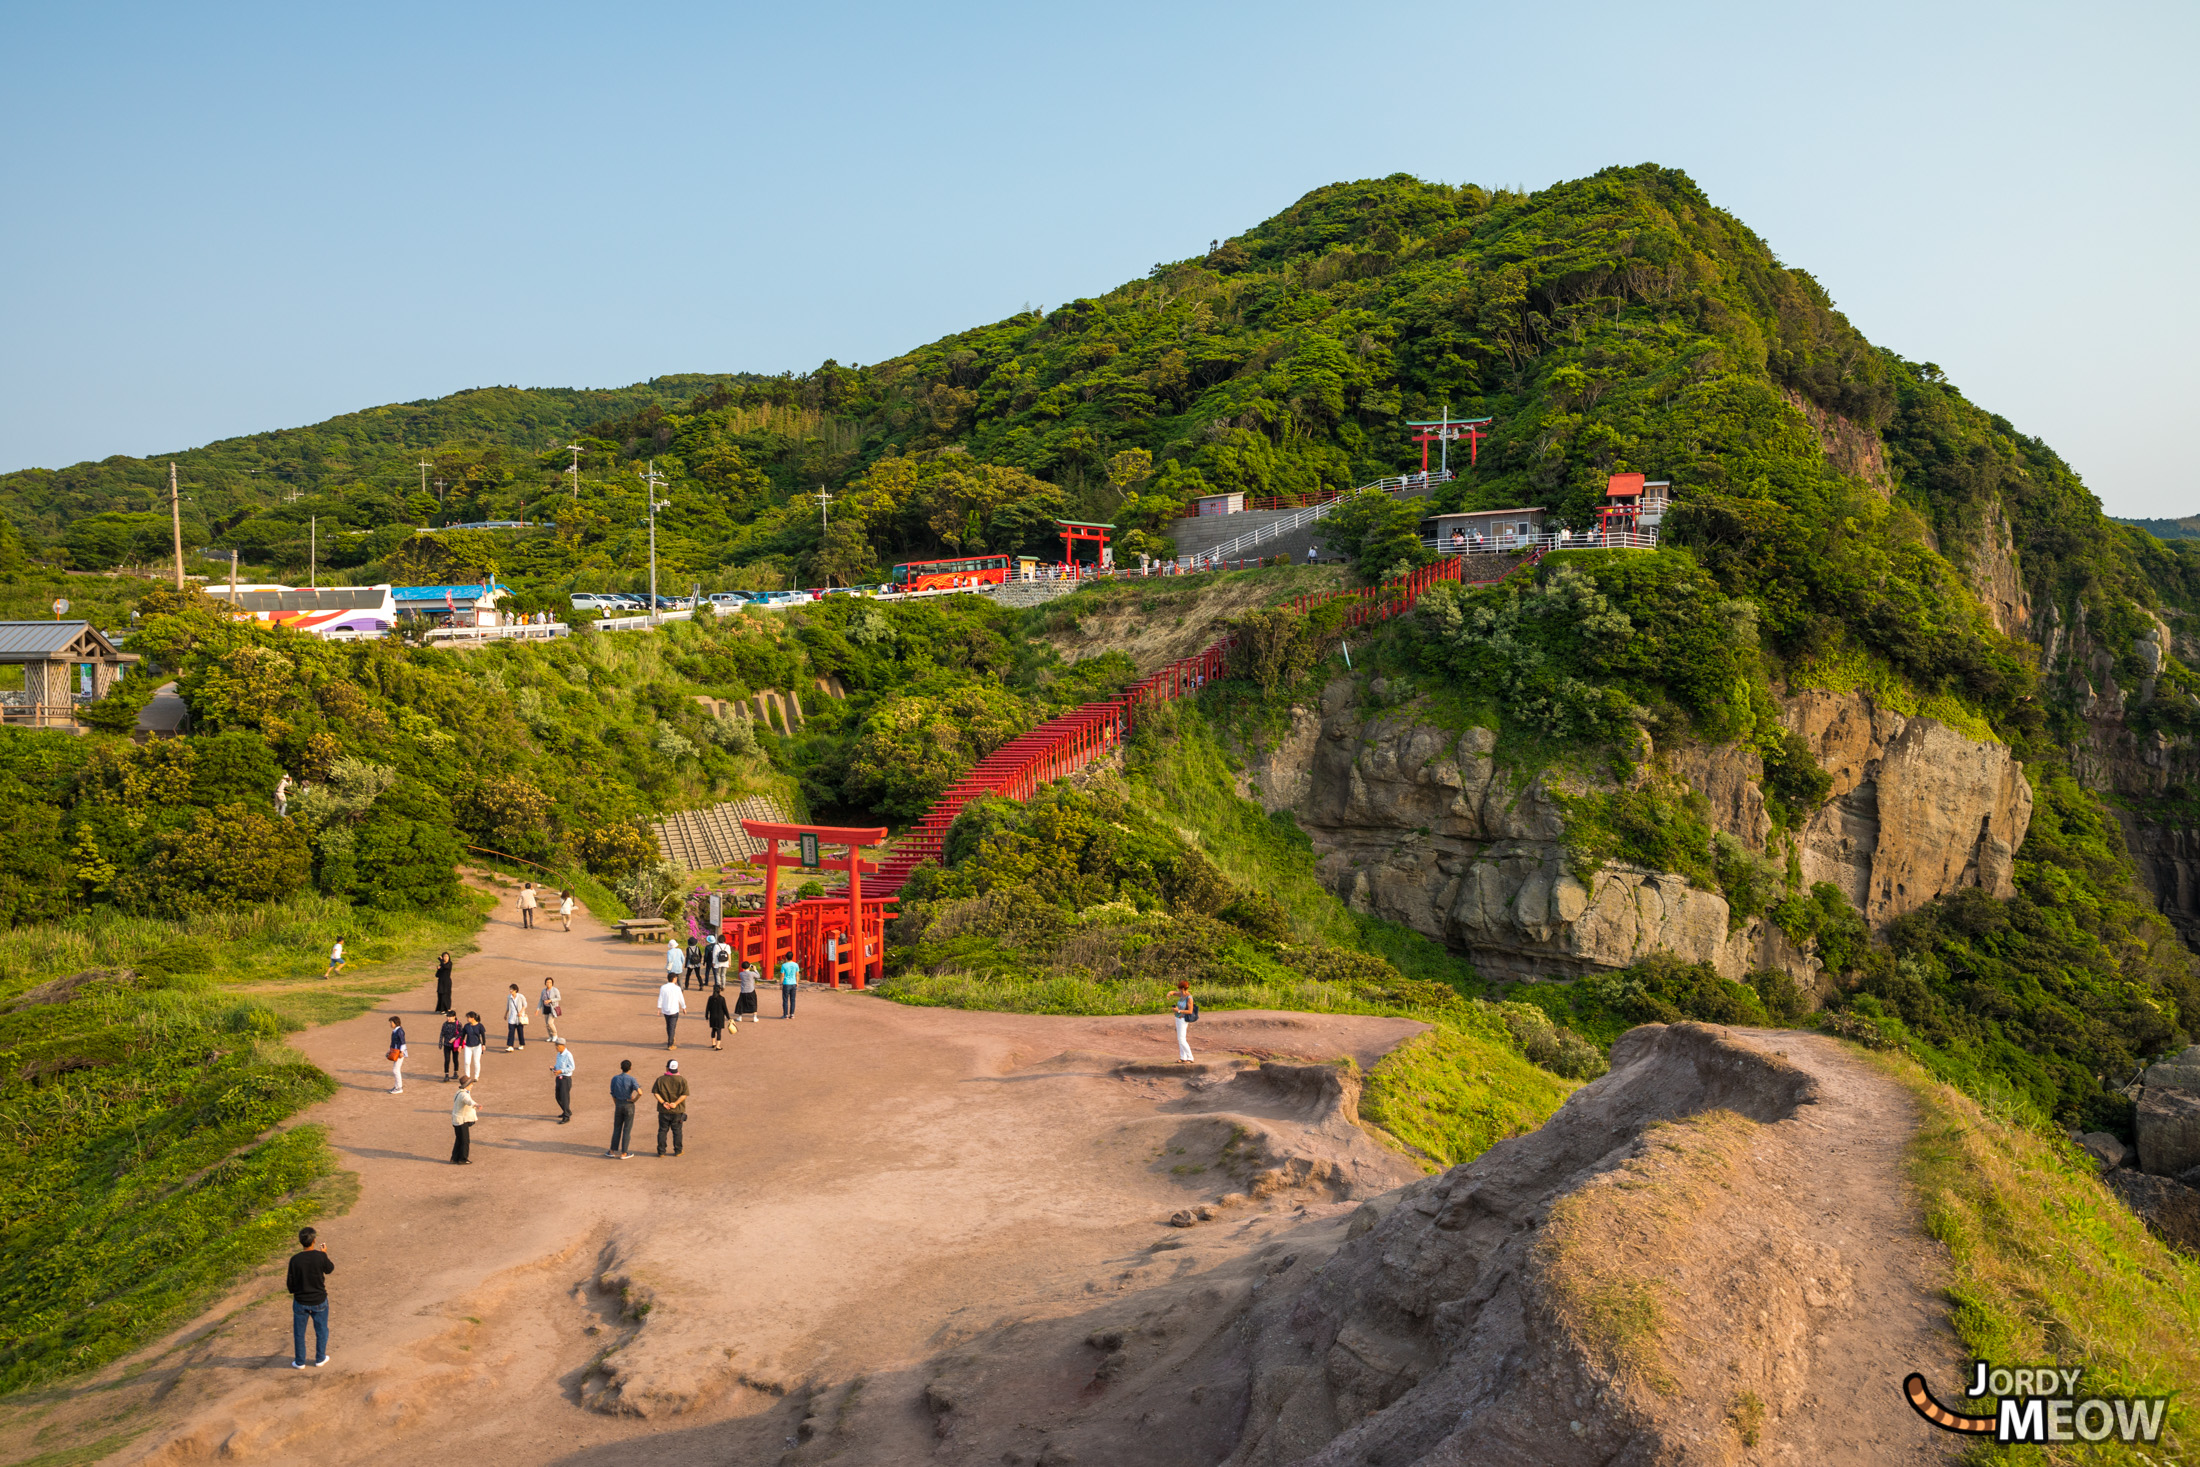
[286,1226,334,1368]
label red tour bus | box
[889,555,1011,593]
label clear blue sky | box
[3,1,2192,515]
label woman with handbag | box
[1172,980,1198,1063]
[439,1012,463,1082]
[504,985,528,1051]
[434,951,454,1015]
[539,976,563,1042]
[387,1015,408,1093]
[450,1080,477,1163]
[705,985,731,1050]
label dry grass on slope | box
[1878,1052,2200,1463]
[1018,564,1345,676]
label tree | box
[138,803,311,910]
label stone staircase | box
[652,793,791,870]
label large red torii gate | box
[718,820,893,989]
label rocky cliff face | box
[1783,690,2031,926]
[1240,679,2031,982]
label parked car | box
[569,592,611,610]
[708,592,747,609]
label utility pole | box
[643,460,668,625]
[565,443,582,502]
[228,549,238,601]
[434,479,446,528]
[168,462,184,589]
[310,516,317,589]
[418,460,432,501]
[811,488,836,586]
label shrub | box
[136,803,311,910]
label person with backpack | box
[684,934,705,991]
[711,936,733,992]
[1173,980,1198,1063]
[439,1012,463,1082]
[386,1015,407,1094]
[460,1010,486,1079]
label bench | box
[615,919,671,944]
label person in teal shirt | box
[778,956,800,1018]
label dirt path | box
[4,883,1424,1466]
[1727,1027,1963,1465]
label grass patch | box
[0,892,489,1394]
[1360,1028,1576,1169]
[1536,1110,1762,1399]
[1872,1048,2200,1461]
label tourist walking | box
[321,938,345,981]
[285,1226,334,1368]
[558,890,575,932]
[551,1039,574,1123]
[705,985,731,1049]
[664,937,686,989]
[711,936,732,991]
[734,961,759,1023]
[450,1080,477,1163]
[778,953,800,1018]
[653,1059,688,1156]
[439,1012,462,1081]
[386,1015,407,1094]
[607,1059,640,1159]
[684,934,704,991]
[657,974,688,1049]
[460,1010,486,1079]
[434,951,453,1014]
[539,975,562,1041]
[503,984,528,1050]
[1173,980,1198,1063]
[519,881,538,929]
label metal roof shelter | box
[0,622,139,729]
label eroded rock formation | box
[1241,678,2030,981]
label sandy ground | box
[4,885,1425,1466]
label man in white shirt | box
[657,976,688,1050]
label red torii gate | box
[1405,409,1493,474]
[1057,520,1113,572]
[719,820,893,989]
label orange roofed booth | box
[716,821,894,989]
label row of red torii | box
[707,555,1515,988]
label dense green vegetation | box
[0,893,485,1390]
[8,161,2200,1404]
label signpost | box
[799,833,821,869]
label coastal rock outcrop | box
[1244,679,2031,981]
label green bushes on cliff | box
[1827,768,2200,1135]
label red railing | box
[868,552,1541,895]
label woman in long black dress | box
[434,951,454,1014]
[705,986,731,1049]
